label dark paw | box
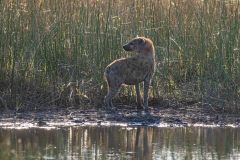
[107,107,117,114]
[142,108,150,115]
[137,104,144,110]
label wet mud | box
[0,103,240,128]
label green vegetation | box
[0,0,239,112]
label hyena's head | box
[123,36,154,53]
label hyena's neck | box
[140,44,155,58]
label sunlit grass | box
[0,0,239,112]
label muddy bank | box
[0,103,240,128]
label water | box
[0,126,239,160]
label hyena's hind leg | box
[104,86,119,108]
[104,70,121,108]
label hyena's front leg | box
[143,76,151,110]
[135,83,143,109]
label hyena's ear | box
[139,38,145,45]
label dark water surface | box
[0,126,239,160]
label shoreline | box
[0,104,240,129]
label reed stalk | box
[0,0,239,112]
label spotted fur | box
[104,36,155,110]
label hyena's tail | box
[104,67,111,87]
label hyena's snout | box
[123,44,133,51]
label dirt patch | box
[0,101,240,128]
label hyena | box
[104,36,155,110]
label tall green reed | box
[0,0,239,111]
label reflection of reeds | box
[0,0,239,111]
[0,127,239,159]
